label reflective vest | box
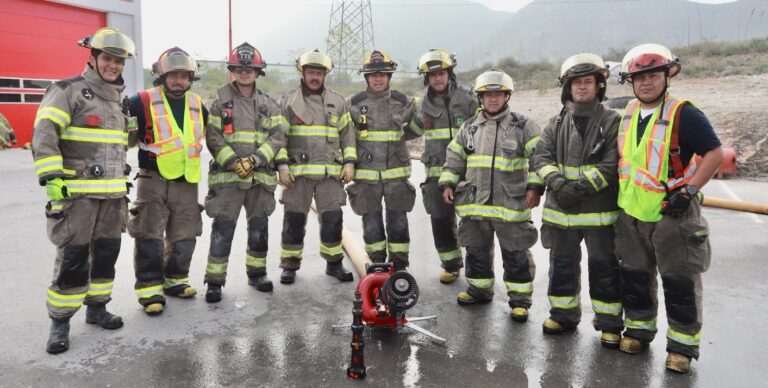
[617,97,697,222]
[139,87,204,183]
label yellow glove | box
[339,164,355,183]
[278,169,295,187]
[46,178,70,201]
[232,156,256,179]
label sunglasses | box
[232,67,256,74]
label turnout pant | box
[615,199,711,359]
[128,169,202,306]
[540,224,622,332]
[204,185,276,285]
[421,179,462,271]
[458,218,538,307]
[279,177,347,270]
[44,197,127,320]
[346,179,416,270]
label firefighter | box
[439,69,543,322]
[346,50,419,271]
[533,53,623,347]
[127,47,208,315]
[0,112,17,149]
[616,44,723,373]
[32,27,135,354]
[274,49,356,284]
[412,49,478,284]
[203,43,287,302]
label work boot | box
[85,304,124,330]
[280,269,296,284]
[510,307,529,323]
[456,291,491,306]
[248,275,274,292]
[439,270,459,284]
[619,336,645,354]
[326,261,354,282]
[165,285,197,298]
[206,284,222,303]
[542,318,574,335]
[665,352,691,373]
[144,303,164,315]
[600,331,621,349]
[46,318,70,354]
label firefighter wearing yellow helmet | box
[202,43,288,302]
[412,49,478,284]
[439,69,543,322]
[125,47,209,315]
[345,50,418,271]
[33,26,135,354]
[272,49,356,284]
[532,53,623,348]
[614,43,723,374]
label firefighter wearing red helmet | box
[125,47,209,315]
[32,27,135,354]
[615,43,723,374]
[202,42,287,302]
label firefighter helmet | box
[359,50,397,74]
[152,47,199,81]
[417,48,456,74]
[78,27,135,59]
[619,43,681,84]
[227,42,267,75]
[558,53,609,86]
[296,49,333,73]
[473,69,514,94]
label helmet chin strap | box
[162,75,192,98]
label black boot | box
[205,284,222,303]
[280,269,296,284]
[326,261,354,282]
[46,318,70,354]
[248,275,274,292]
[85,304,124,330]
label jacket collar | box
[565,99,600,117]
[82,64,124,102]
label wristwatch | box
[683,184,699,197]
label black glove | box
[554,181,588,210]
[661,189,692,218]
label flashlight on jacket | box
[222,108,234,134]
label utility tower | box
[326,0,375,82]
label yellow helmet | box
[360,50,397,74]
[619,43,681,84]
[473,69,514,94]
[296,49,333,73]
[558,53,609,86]
[417,48,456,74]
[78,27,135,59]
[152,47,198,77]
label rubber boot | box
[46,318,70,354]
[439,270,459,284]
[248,275,274,292]
[510,307,529,323]
[326,261,354,282]
[85,304,124,330]
[144,303,164,315]
[600,331,621,349]
[665,352,691,373]
[206,284,222,303]
[456,291,491,306]
[280,269,296,284]
[619,336,645,354]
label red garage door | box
[0,0,105,147]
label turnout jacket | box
[533,100,620,228]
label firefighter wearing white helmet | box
[532,53,623,347]
[33,26,136,354]
[202,43,287,302]
[615,43,723,374]
[439,69,543,321]
[345,50,419,271]
[125,47,209,315]
[273,49,356,284]
[411,49,478,284]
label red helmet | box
[227,42,266,75]
[619,43,681,84]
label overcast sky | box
[138,0,736,67]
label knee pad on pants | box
[362,212,385,242]
[167,239,196,274]
[320,210,343,243]
[247,217,269,252]
[210,218,236,257]
[430,216,457,247]
[92,238,121,279]
[662,274,697,324]
[57,243,90,289]
[589,260,621,301]
[465,245,493,278]
[135,239,164,281]
[548,253,579,295]
[282,211,307,245]
[386,211,409,242]
[622,265,654,310]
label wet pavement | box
[1,147,767,387]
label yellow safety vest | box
[617,97,697,222]
[140,87,204,183]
